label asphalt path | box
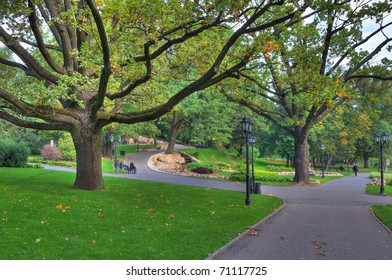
[211,174,392,260]
[42,148,392,260]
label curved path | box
[211,173,392,260]
[42,148,392,259]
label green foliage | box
[27,158,77,168]
[369,172,392,185]
[0,138,30,167]
[229,172,293,183]
[265,165,293,172]
[57,133,76,161]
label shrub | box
[0,139,30,167]
[265,165,293,172]
[40,144,63,161]
[215,161,231,170]
[57,133,76,161]
[229,172,293,183]
[187,162,216,172]
[191,167,214,174]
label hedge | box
[0,139,30,167]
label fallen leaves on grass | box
[55,204,71,212]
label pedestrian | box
[353,164,359,176]
[129,161,137,174]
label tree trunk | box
[363,152,369,168]
[293,129,310,185]
[165,111,184,154]
[71,126,104,191]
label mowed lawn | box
[0,168,283,260]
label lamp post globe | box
[240,116,253,134]
[320,144,325,178]
[374,133,380,144]
[382,132,388,143]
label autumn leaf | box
[246,227,259,236]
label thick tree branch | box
[132,14,225,63]
[37,2,62,45]
[347,74,392,81]
[329,21,392,76]
[85,0,112,115]
[43,0,74,71]
[28,0,66,74]
[226,94,293,135]
[0,89,78,127]
[344,37,392,80]
[0,26,58,84]
[107,43,152,100]
[0,110,70,131]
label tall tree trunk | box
[71,126,104,191]
[166,111,184,154]
[293,128,310,185]
[363,152,369,168]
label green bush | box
[229,172,293,183]
[265,165,293,172]
[58,133,76,161]
[214,161,231,170]
[28,158,77,168]
[369,172,392,185]
[186,162,216,172]
[0,139,30,167]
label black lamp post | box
[110,134,114,162]
[240,116,253,206]
[249,134,256,193]
[375,132,388,195]
[321,144,325,178]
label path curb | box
[205,202,287,260]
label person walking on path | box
[353,164,359,176]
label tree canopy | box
[0,0,310,190]
[224,0,392,184]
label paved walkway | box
[42,148,392,260]
[211,173,392,259]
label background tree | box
[0,0,303,190]
[226,0,392,184]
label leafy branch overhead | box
[0,0,301,130]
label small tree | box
[40,144,63,161]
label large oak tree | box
[0,0,308,190]
[226,0,392,184]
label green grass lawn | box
[372,205,392,232]
[365,185,392,196]
[0,168,283,260]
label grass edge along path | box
[372,205,392,233]
[0,168,283,260]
